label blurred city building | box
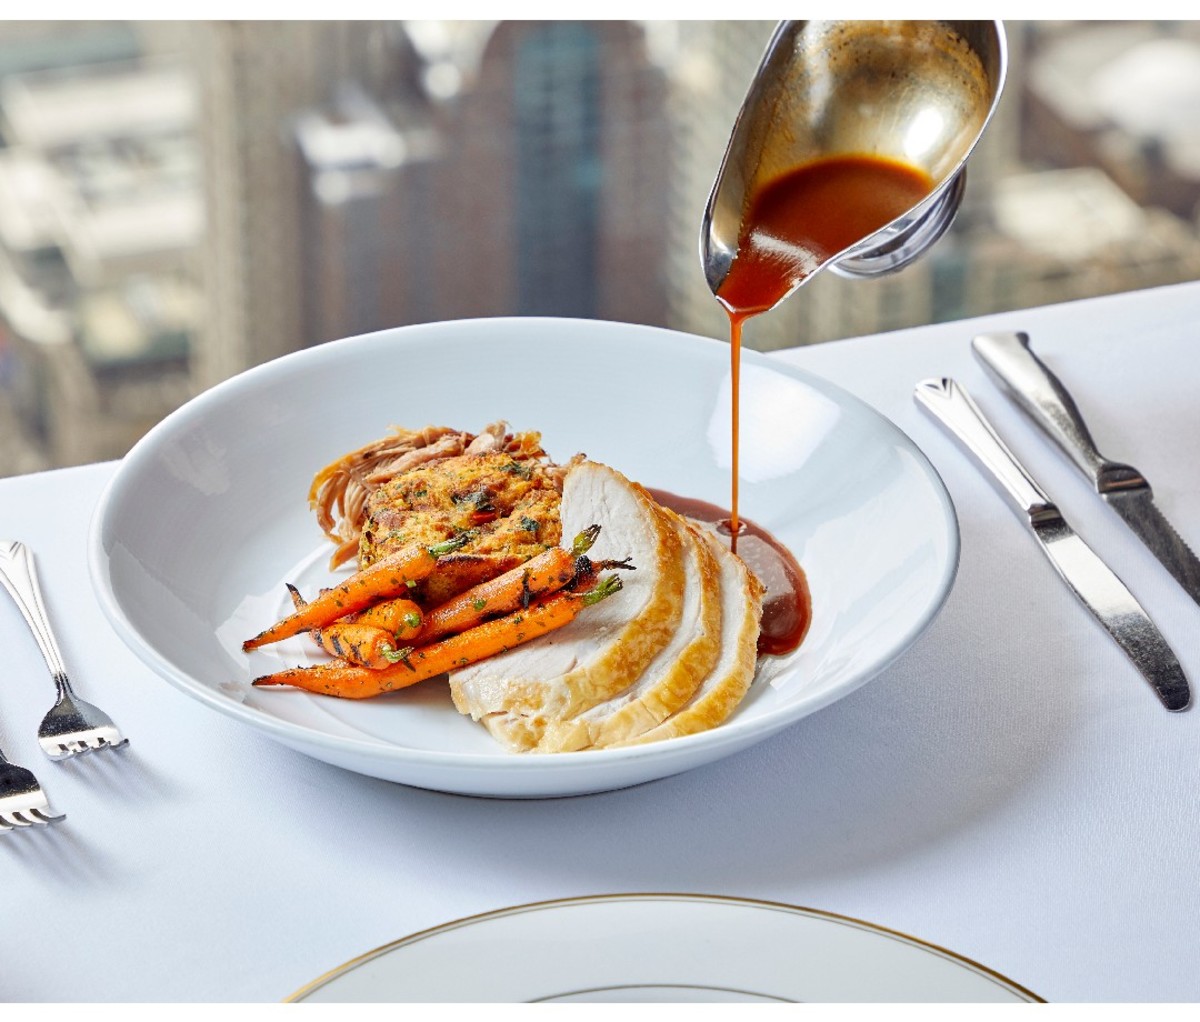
[3,20,1200,478]
[190,20,397,388]
[0,23,201,473]
[1023,21,1200,220]
[294,81,439,348]
[289,20,674,354]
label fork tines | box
[40,726,128,760]
[1,805,66,831]
[0,542,129,762]
[38,691,130,761]
[0,757,66,832]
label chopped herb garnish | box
[386,646,416,670]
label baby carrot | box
[289,584,424,644]
[249,657,422,698]
[417,525,599,642]
[252,573,623,699]
[242,533,471,651]
[311,621,406,669]
[354,597,424,640]
[284,583,411,670]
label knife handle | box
[971,330,1135,490]
[915,377,1058,523]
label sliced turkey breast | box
[538,511,722,752]
[613,526,764,747]
[448,460,686,751]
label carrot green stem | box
[570,524,602,557]
[580,573,623,606]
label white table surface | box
[4,281,1200,1003]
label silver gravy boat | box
[701,20,1007,301]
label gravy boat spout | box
[701,20,1007,299]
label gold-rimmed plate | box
[290,894,1040,1002]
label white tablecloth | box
[4,282,1200,1003]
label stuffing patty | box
[359,450,565,606]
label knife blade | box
[971,330,1200,608]
[915,376,1190,712]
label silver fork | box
[0,742,65,830]
[0,540,129,759]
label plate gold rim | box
[286,891,1044,1003]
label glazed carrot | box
[284,583,410,670]
[242,533,471,651]
[313,622,406,669]
[289,584,425,642]
[354,596,424,640]
[249,657,424,698]
[417,525,600,643]
[252,573,624,699]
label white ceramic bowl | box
[89,318,958,797]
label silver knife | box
[972,330,1200,608]
[915,376,1190,712]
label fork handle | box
[0,541,69,683]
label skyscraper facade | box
[198,20,675,383]
[189,21,394,388]
[432,20,673,326]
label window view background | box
[1,20,1198,478]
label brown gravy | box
[649,489,811,658]
[694,153,931,656]
[715,154,935,545]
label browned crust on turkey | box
[537,510,723,752]
[448,462,687,751]
[614,528,764,747]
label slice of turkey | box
[448,460,685,752]
[611,526,764,747]
[537,511,722,752]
